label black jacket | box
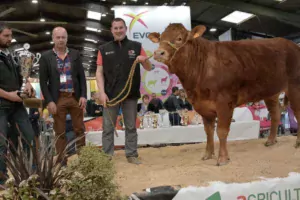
[0,52,23,107]
[99,36,142,99]
[178,98,193,110]
[0,53,22,92]
[39,48,87,104]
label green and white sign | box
[173,173,300,200]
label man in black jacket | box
[0,22,35,184]
[96,18,152,164]
[39,27,87,164]
[164,87,182,126]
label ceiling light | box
[11,39,16,43]
[274,0,286,2]
[46,31,50,35]
[102,0,106,1]
[122,2,126,5]
[221,11,255,24]
[50,41,54,44]
[111,7,115,10]
[85,27,101,33]
[84,47,96,51]
[102,14,106,17]
[145,2,148,5]
[131,0,138,2]
[210,28,217,32]
[84,38,97,43]
[89,61,92,63]
[82,63,90,66]
[182,2,186,5]
[31,0,38,3]
[87,11,101,21]
[40,18,45,22]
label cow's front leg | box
[202,117,216,160]
[216,103,234,166]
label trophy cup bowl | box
[17,43,42,108]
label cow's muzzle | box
[154,49,167,61]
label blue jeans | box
[102,98,138,157]
[0,103,35,183]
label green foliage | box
[63,145,123,200]
[1,134,126,200]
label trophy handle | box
[33,53,41,66]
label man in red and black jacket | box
[96,18,152,165]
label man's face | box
[151,93,156,99]
[111,21,127,41]
[0,28,12,48]
[52,28,68,49]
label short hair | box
[0,22,11,34]
[142,94,149,100]
[172,86,179,93]
[111,18,127,27]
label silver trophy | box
[17,43,41,99]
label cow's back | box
[213,38,300,104]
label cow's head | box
[148,23,206,65]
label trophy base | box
[23,98,43,108]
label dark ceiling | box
[1,0,300,76]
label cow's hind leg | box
[216,103,234,166]
[264,96,280,146]
[287,83,300,147]
[202,117,216,160]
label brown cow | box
[148,23,300,166]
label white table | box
[86,121,260,146]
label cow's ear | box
[190,25,206,39]
[148,32,160,43]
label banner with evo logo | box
[173,172,300,200]
[114,6,191,100]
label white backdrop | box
[114,6,191,100]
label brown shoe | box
[127,157,142,165]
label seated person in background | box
[138,94,150,116]
[163,87,182,126]
[148,93,164,113]
[178,89,193,111]
[86,92,103,117]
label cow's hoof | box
[294,141,300,148]
[264,140,277,147]
[216,157,230,166]
[202,152,214,160]
[202,155,213,160]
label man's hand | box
[95,92,109,108]
[136,55,152,71]
[47,102,57,115]
[79,97,87,109]
[7,91,22,102]
[136,55,148,63]
[24,82,35,97]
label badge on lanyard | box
[60,74,67,83]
